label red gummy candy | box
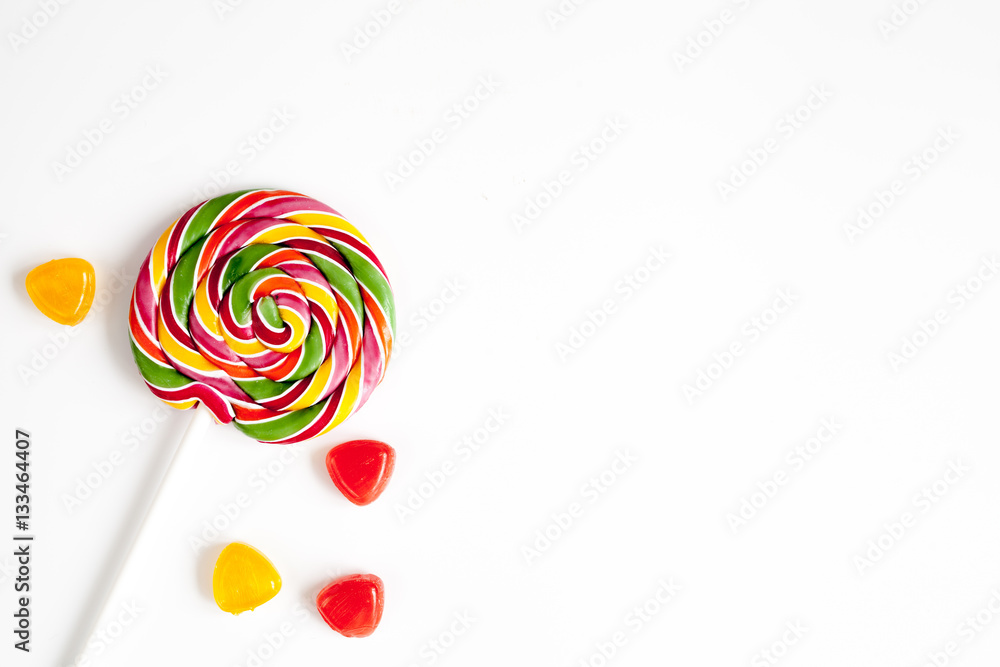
[316,574,385,638]
[325,440,395,506]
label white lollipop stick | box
[67,407,213,665]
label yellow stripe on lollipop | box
[332,359,364,427]
[284,213,368,244]
[251,222,328,247]
[270,306,306,354]
[194,281,223,339]
[312,362,362,438]
[300,282,338,321]
[149,221,178,293]
[157,315,223,374]
[222,324,267,356]
[284,354,334,411]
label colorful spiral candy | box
[128,189,395,444]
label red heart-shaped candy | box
[326,440,395,506]
[316,574,385,638]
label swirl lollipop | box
[129,188,394,443]
[73,190,394,663]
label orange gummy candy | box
[25,258,96,326]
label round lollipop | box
[129,188,395,443]
[73,189,394,663]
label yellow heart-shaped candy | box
[212,543,282,614]
[25,258,96,326]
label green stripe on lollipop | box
[233,399,328,442]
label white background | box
[2,0,1000,665]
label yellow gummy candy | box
[25,258,96,326]
[212,543,282,614]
